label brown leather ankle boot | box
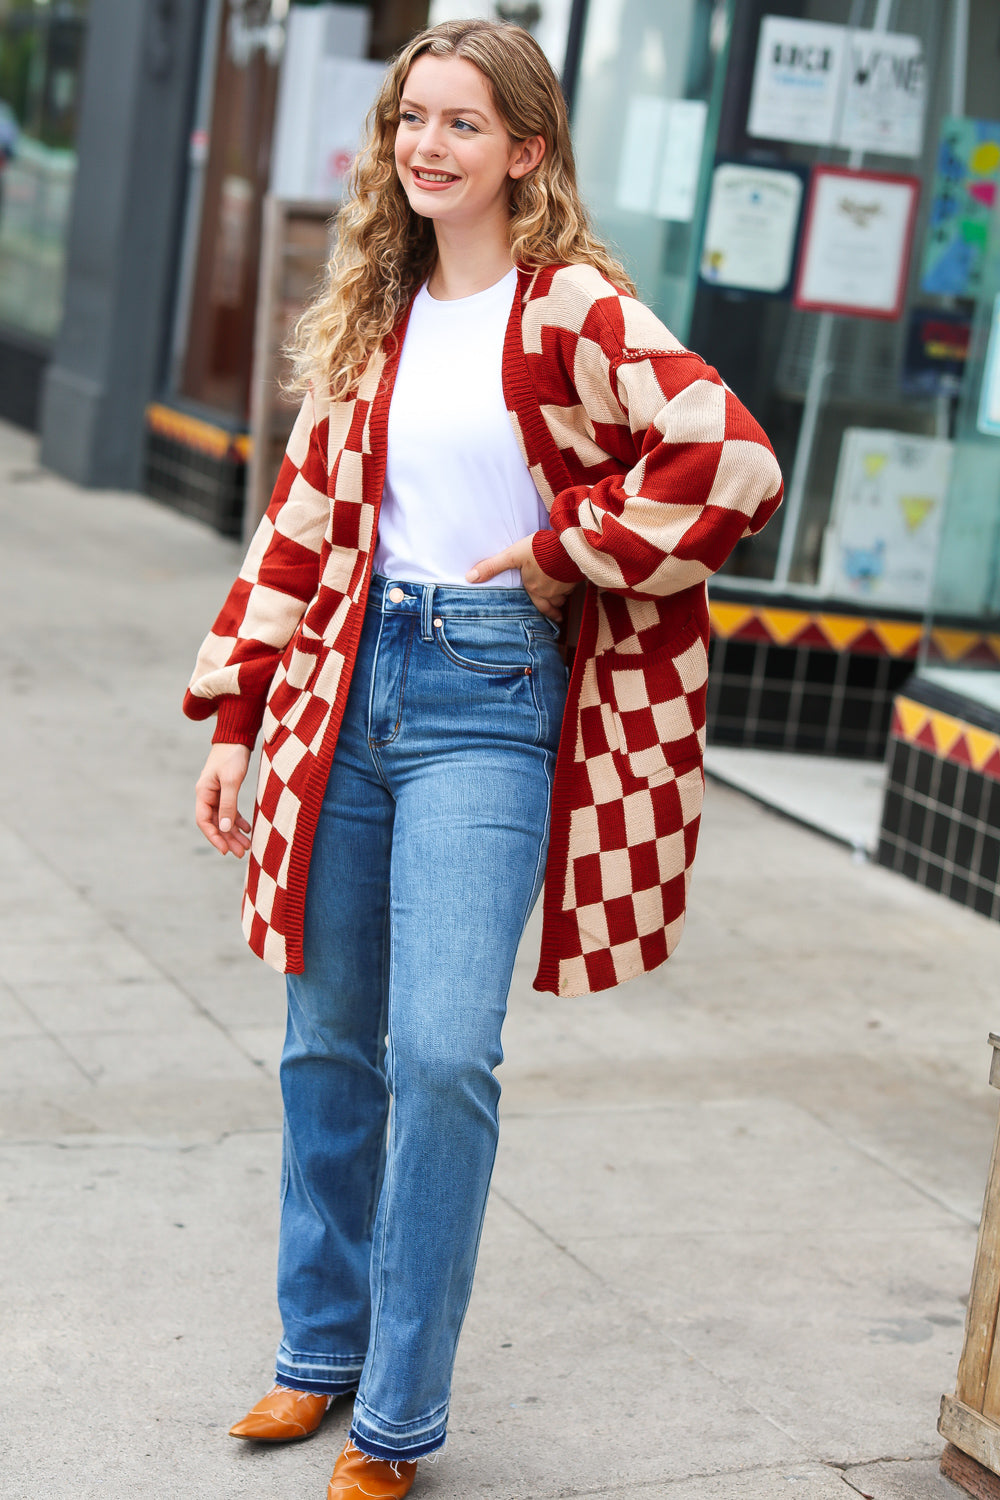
[327,1439,418,1498]
[229,1384,332,1441]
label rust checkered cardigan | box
[184,263,782,996]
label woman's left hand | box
[467,536,575,622]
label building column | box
[39,0,206,489]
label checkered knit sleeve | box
[530,283,783,596]
[182,391,330,747]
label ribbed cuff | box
[531,528,586,585]
[211,697,260,748]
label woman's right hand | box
[195,743,253,857]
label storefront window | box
[177,0,283,419]
[693,0,963,596]
[919,185,1000,700]
[873,189,1000,920]
[0,0,88,341]
[574,0,1000,618]
[173,0,429,424]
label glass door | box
[571,0,733,339]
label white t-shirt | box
[373,269,550,589]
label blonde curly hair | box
[287,17,635,399]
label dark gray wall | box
[40,0,206,489]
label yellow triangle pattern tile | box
[872,621,923,657]
[818,614,869,651]
[893,696,1000,773]
[709,602,755,638]
[894,697,929,742]
[760,608,811,645]
[929,710,966,758]
[965,726,999,773]
[932,629,979,662]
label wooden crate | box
[244,196,338,543]
[940,1034,1000,1484]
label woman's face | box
[394,54,543,231]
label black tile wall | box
[876,736,1000,922]
[144,432,245,538]
[706,637,914,758]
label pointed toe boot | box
[327,1439,418,1498]
[229,1384,332,1441]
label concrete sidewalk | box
[1,415,997,1500]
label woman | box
[185,19,782,1498]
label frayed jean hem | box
[349,1396,448,1461]
[275,1351,363,1397]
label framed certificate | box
[699,161,807,296]
[793,165,920,320]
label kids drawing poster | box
[921,116,1000,297]
[818,429,952,610]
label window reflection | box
[0,0,88,341]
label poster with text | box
[699,162,806,295]
[920,116,1000,297]
[747,16,846,146]
[837,31,925,157]
[794,166,919,319]
[818,429,952,609]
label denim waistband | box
[367,573,541,632]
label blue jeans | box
[273,575,567,1460]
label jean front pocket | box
[434,617,534,676]
[595,612,708,788]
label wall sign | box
[747,16,926,157]
[838,30,925,157]
[699,162,806,295]
[793,166,920,320]
[747,16,846,147]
